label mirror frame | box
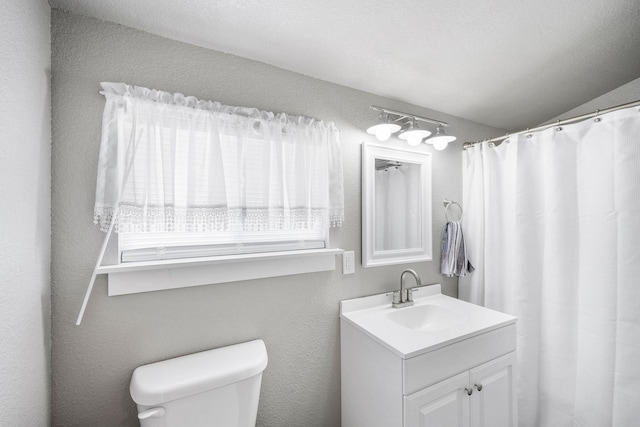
[362,142,433,267]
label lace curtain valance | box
[94,82,344,233]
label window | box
[85,82,345,298]
[94,83,343,265]
[112,127,333,262]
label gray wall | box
[550,76,640,121]
[0,1,51,425]
[51,9,504,426]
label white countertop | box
[340,284,517,359]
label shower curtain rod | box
[463,98,640,149]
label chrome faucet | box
[389,269,422,308]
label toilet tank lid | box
[130,339,268,406]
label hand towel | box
[441,220,475,277]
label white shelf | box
[100,248,344,296]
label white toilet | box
[130,339,268,426]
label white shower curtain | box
[460,106,640,427]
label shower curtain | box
[460,106,640,427]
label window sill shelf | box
[98,248,344,296]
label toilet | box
[130,339,268,426]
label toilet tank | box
[130,339,268,427]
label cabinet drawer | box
[403,324,516,395]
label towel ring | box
[444,199,463,222]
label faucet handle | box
[406,286,427,302]
[406,288,415,303]
[386,291,401,305]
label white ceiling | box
[50,0,640,131]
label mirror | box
[362,143,432,267]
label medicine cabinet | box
[362,143,432,267]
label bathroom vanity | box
[340,285,517,427]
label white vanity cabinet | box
[340,285,517,427]
[404,370,469,427]
[404,351,516,427]
[469,352,517,427]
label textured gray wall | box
[51,9,504,426]
[550,76,640,122]
[0,1,51,426]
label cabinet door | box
[469,352,517,427]
[404,371,470,427]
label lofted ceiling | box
[49,0,640,131]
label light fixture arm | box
[370,105,448,127]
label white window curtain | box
[460,105,640,426]
[93,82,344,237]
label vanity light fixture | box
[367,105,456,149]
[398,118,431,146]
[426,125,457,150]
[366,112,402,141]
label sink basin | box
[387,304,466,331]
[340,284,517,358]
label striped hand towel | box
[441,221,475,277]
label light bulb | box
[367,112,401,142]
[375,127,392,141]
[407,134,423,146]
[428,125,455,150]
[433,139,448,150]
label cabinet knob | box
[475,383,483,392]
[465,387,473,396]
